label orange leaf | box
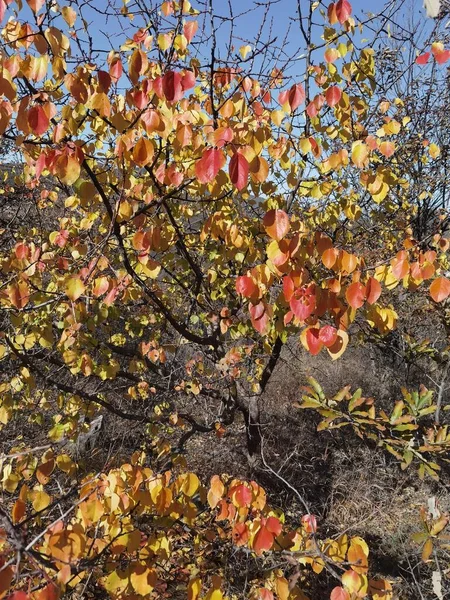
[430,277,450,302]
[365,277,381,304]
[346,282,365,309]
[27,0,44,12]
[330,588,350,600]
[232,522,249,546]
[263,209,290,241]
[8,281,30,309]
[133,137,154,167]
[231,483,252,507]
[184,20,198,43]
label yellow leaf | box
[179,472,200,497]
[351,141,369,168]
[188,577,202,600]
[422,538,433,561]
[56,454,76,474]
[239,45,251,59]
[327,330,349,360]
[66,276,85,301]
[33,490,51,512]
[61,6,77,27]
[56,154,81,185]
[342,570,368,597]
[429,143,440,159]
[130,566,157,595]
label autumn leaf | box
[330,588,350,600]
[27,0,44,13]
[184,21,198,43]
[28,105,50,136]
[132,137,154,167]
[365,277,381,305]
[263,209,290,241]
[430,277,450,302]
[65,277,85,301]
[253,523,275,554]
[335,0,352,24]
[287,83,305,111]
[346,282,366,309]
[416,52,431,65]
[162,70,183,102]
[61,6,77,27]
[229,152,249,190]
[195,148,225,184]
[326,86,342,107]
[8,281,30,309]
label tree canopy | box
[1,1,450,599]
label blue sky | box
[81,0,432,76]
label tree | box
[0,1,450,599]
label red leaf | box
[195,148,225,184]
[7,593,30,600]
[330,587,350,600]
[162,70,183,102]
[430,277,450,302]
[325,86,342,107]
[258,589,274,600]
[283,276,295,302]
[435,49,450,64]
[306,328,323,355]
[181,70,196,90]
[37,584,59,600]
[287,83,305,111]
[232,522,249,546]
[231,483,252,507]
[263,209,290,241]
[301,513,317,533]
[432,43,450,64]
[265,516,282,535]
[249,301,271,335]
[365,277,381,305]
[229,152,249,190]
[335,0,352,24]
[415,52,430,65]
[28,105,50,136]
[290,287,315,321]
[346,282,366,309]
[0,1,7,23]
[183,20,198,43]
[236,275,257,298]
[15,243,29,259]
[319,325,338,348]
[109,57,123,82]
[253,525,274,554]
